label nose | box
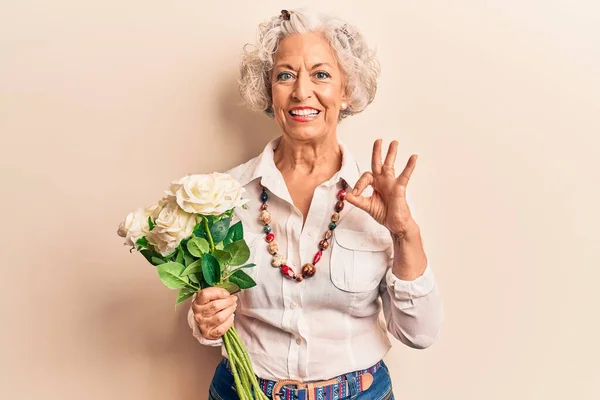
[292,71,313,101]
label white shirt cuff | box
[386,263,436,301]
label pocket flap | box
[333,228,391,252]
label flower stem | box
[223,330,249,400]
[230,349,252,398]
[186,284,201,292]
[230,328,269,400]
[204,217,215,252]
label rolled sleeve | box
[381,263,444,349]
[386,263,437,302]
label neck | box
[273,134,342,179]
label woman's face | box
[271,32,347,141]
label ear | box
[340,78,351,103]
[340,91,350,111]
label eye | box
[277,72,294,81]
[314,71,330,79]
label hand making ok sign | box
[345,139,419,238]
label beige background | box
[1,0,599,399]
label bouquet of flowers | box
[117,172,268,400]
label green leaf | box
[189,273,201,284]
[140,249,161,264]
[206,215,215,229]
[148,216,155,231]
[136,236,148,249]
[183,253,195,267]
[214,249,231,266]
[187,237,209,257]
[215,281,240,294]
[229,269,256,290]
[193,221,205,237]
[211,218,231,243]
[230,221,244,242]
[223,231,234,246]
[176,288,196,305]
[175,248,184,265]
[224,221,242,246]
[215,242,224,250]
[182,259,202,277]
[229,263,255,275]
[224,240,250,266]
[151,257,166,266]
[156,262,188,289]
[201,253,220,286]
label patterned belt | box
[223,357,383,400]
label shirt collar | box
[239,136,361,190]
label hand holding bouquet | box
[117,172,268,400]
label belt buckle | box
[273,379,305,400]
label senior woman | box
[188,9,443,400]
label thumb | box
[345,191,370,212]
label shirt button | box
[361,242,367,247]
[296,338,302,345]
[291,302,297,309]
[308,231,313,237]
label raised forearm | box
[390,220,428,281]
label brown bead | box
[335,200,344,212]
[268,242,279,255]
[319,239,329,251]
[261,203,269,210]
[259,210,272,224]
[331,212,340,222]
[324,230,332,240]
[341,179,348,190]
[301,263,316,278]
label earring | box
[341,102,348,110]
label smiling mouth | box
[289,109,320,116]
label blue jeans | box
[208,358,395,400]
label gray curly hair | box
[238,8,381,121]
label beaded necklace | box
[258,179,349,282]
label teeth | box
[290,109,319,116]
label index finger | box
[195,287,231,306]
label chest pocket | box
[330,228,391,293]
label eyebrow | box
[273,62,334,70]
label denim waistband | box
[222,357,384,400]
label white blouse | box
[188,136,444,381]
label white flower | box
[147,198,199,256]
[165,172,249,215]
[117,207,152,247]
[145,197,168,220]
[117,198,169,248]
